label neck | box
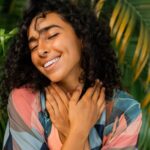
[56,68,84,95]
[57,77,83,95]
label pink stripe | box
[102,114,142,149]
[11,87,44,135]
[48,124,62,150]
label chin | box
[48,74,64,83]
[45,69,69,83]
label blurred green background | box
[0,0,150,149]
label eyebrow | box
[28,24,62,44]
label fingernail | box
[77,86,81,90]
[67,92,71,98]
[76,85,82,91]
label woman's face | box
[28,12,82,83]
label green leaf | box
[0,29,5,35]
[8,27,18,35]
[0,29,5,51]
[0,28,18,55]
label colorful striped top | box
[3,87,142,150]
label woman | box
[2,0,142,149]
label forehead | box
[28,12,68,37]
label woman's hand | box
[61,80,105,150]
[45,84,70,143]
[45,80,105,146]
[69,80,105,138]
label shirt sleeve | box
[102,97,142,150]
[3,88,49,150]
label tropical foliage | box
[0,0,149,149]
[96,0,150,149]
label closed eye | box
[48,33,59,40]
[30,45,38,51]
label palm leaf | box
[109,0,122,34]
[95,0,106,17]
[96,0,150,82]
[115,5,130,47]
[95,1,150,148]
[131,22,144,68]
[118,10,136,63]
[111,0,127,38]
[145,63,150,87]
[141,92,150,109]
[133,27,150,81]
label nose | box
[38,39,49,57]
[38,49,49,57]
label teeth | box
[44,57,60,68]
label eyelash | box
[48,33,59,40]
[30,33,59,51]
[30,45,37,51]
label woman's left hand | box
[45,84,70,143]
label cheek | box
[31,53,38,67]
[52,38,64,50]
[71,44,82,61]
[68,51,81,68]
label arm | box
[61,130,90,150]
[3,88,48,150]
[61,129,87,150]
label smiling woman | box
[1,0,142,150]
[28,12,82,84]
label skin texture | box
[28,13,83,92]
[46,81,105,150]
[28,12,105,150]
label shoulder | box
[7,87,44,132]
[11,86,38,100]
[9,86,39,107]
[110,89,141,125]
[8,86,40,117]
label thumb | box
[70,86,82,104]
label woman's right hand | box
[68,80,105,138]
[62,80,105,150]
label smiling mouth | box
[44,57,60,68]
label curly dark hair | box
[0,0,121,107]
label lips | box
[44,56,60,68]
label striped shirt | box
[3,87,142,150]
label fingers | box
[97,87,105,108]
[92,80,103,103]
[95,87,105,119]
[45,87,59,116]
[51,84,69,109]
[51,86,69,115]
[84,79,102,102]
[46,99,55,120]
[70,85,82,104]
[84,82,97,98]
[67,92,71,99]
[97,102,105,119]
